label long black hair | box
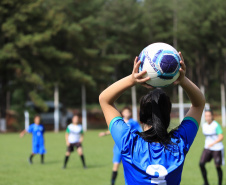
[138,89,177,147]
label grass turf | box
[1,126,226,185]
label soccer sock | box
[29,154,34,164]
[41,154,44,164]
[216,167,223,185]
[64,156,69,168]
[111,171,118,185]
[80,155,86,168]
[199,163,209,185]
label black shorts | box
[67,142,82,152]
[200,148,224,166]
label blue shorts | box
[32,142,46,154]
[113,144,121,163]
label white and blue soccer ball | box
[138,42,181,87]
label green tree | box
[177,0,226,103]
[0,0,95,126]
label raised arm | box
[175,52,206,125]
[99,57,150,127]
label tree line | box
[0,0,226,126]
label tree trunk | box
[82,85,87,132]
[178,86,184,122]
[195,51,202,87]
[221,84,226,127]
[0,62,7,132]
[131,86,138,121]
[200,85,205,125]
[54,83,59,132]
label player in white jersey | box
[200,110,224,185]
[63,114,86,169]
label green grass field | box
[1,127,226,185]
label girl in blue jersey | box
[99,52,205,185]
[20,115,46,164]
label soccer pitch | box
[1,128,226,185]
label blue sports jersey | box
[27,123,46,154]
[113,118,142,163]
[110,117,199,185]
[127,118,143,132]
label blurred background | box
[0,0,226,132]
[1,1,226,185]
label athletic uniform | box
[200,120,224,166]
[110,116,198,185]
[66,123,83,152]
[27,123,46,154]
[63,123,86,169]
[113,118,142,163]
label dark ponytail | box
[138,89,176,148]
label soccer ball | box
[138,43,181,87]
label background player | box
[99,107,142,185]
[99,53,205,184]
[63,114,86,169]
[20,115,46,164]
[199,110,224,185]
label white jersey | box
[66,124,83,143]
[202,120,224,151]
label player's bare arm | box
[20,129,27,138]
[99,57,150,127]
[208,134,224,148]
[174,52,205,125]
[99,130,111,137]
[79,134,84,143]
[65,133,69,146]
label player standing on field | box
[99,52,205,185]
[99,107,142,185]
[20,115,46,164]
[199,110,224,185]
[63,114,87,169]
